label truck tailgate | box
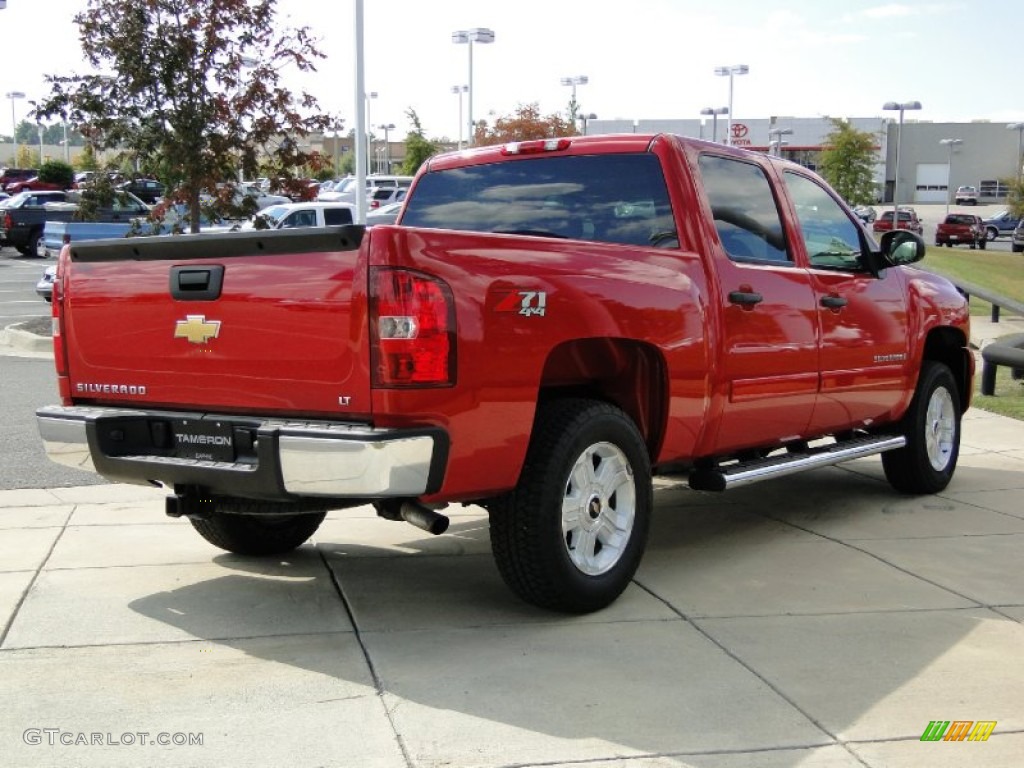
[60,227,371,418]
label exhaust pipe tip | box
[374,499,450,535]
[400,501,450,535]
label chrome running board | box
[688,434,906,492]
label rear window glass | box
[944,214,975,225]
[402,153,677,247]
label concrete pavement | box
[2,290,1023,767]
[1,412,1023,766]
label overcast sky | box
[2,0,1022,142]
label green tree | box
[76,143,100,172]
[1005,176,1024,218]
[399,109,440,176]
[34,0,331,232]
[817,118,879,205]
[38,159,75,188]
[475,103,578,146]
[15,145,34,169]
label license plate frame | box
[173,419,236,462]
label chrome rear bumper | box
[37,405,446,499]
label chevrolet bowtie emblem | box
[174,315,222,344]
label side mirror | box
[879,230,925,267]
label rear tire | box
[882,361,960,494]
[979,239,986,250]
[489,399,652,613]
[190,500,326,555]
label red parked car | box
[4,176,65,194]
[872,208,923,235]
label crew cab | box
[872,208,924,235]
[2,190,149,257]
[36,135,973,613]
[935,213,986,249]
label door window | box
[784,172,866,271]
[698,155,790,263]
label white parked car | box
[240,201,355,230]
[319,174,413,204]
[954,185,978,205]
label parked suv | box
[954,185,978,205]
[935,213,985,249]
[981,210,1021,241]
[1012,218,1024,253]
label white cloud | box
[862,4,915,19]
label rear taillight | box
[52,249,71,402]
[370,267,455,388]
[2,212,11,231]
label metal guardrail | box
[952,278,1024,323]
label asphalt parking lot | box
[1,226,1023,767]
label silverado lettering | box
[37,134,973,613]
[75,383,148,395]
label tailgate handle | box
[170,265,224,301]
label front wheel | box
[190,500,326,555]
[986,226,998,241]
[28,230,44,258]
[489,399,652,613]
[882,361,961,494]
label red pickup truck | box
[37,135,973,613]
[935,213,986,249]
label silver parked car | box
[36,264,56,302]
[1012,218,1024,253]
[365,201,404,227]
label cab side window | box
[324,207,353,226]
[281,209,317,228]
[784,172,865,271]
[698,155,790,263]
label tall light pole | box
[939,138,963,216]
[378,123,395,173]
[714,65,748,146]
[768,127,793,157]
[451,85,468,149]
[882,100,922,226]
[560,74,588,122]
[364,90,377,175]
[452,27,495,148]
[37,123,44,165]
[700,106,728,143]
[1008,122,1024,186]
[6,91,25,166]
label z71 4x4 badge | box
[495,290,547,318]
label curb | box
[0,325,53,357]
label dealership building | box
[590,116,1022,205]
